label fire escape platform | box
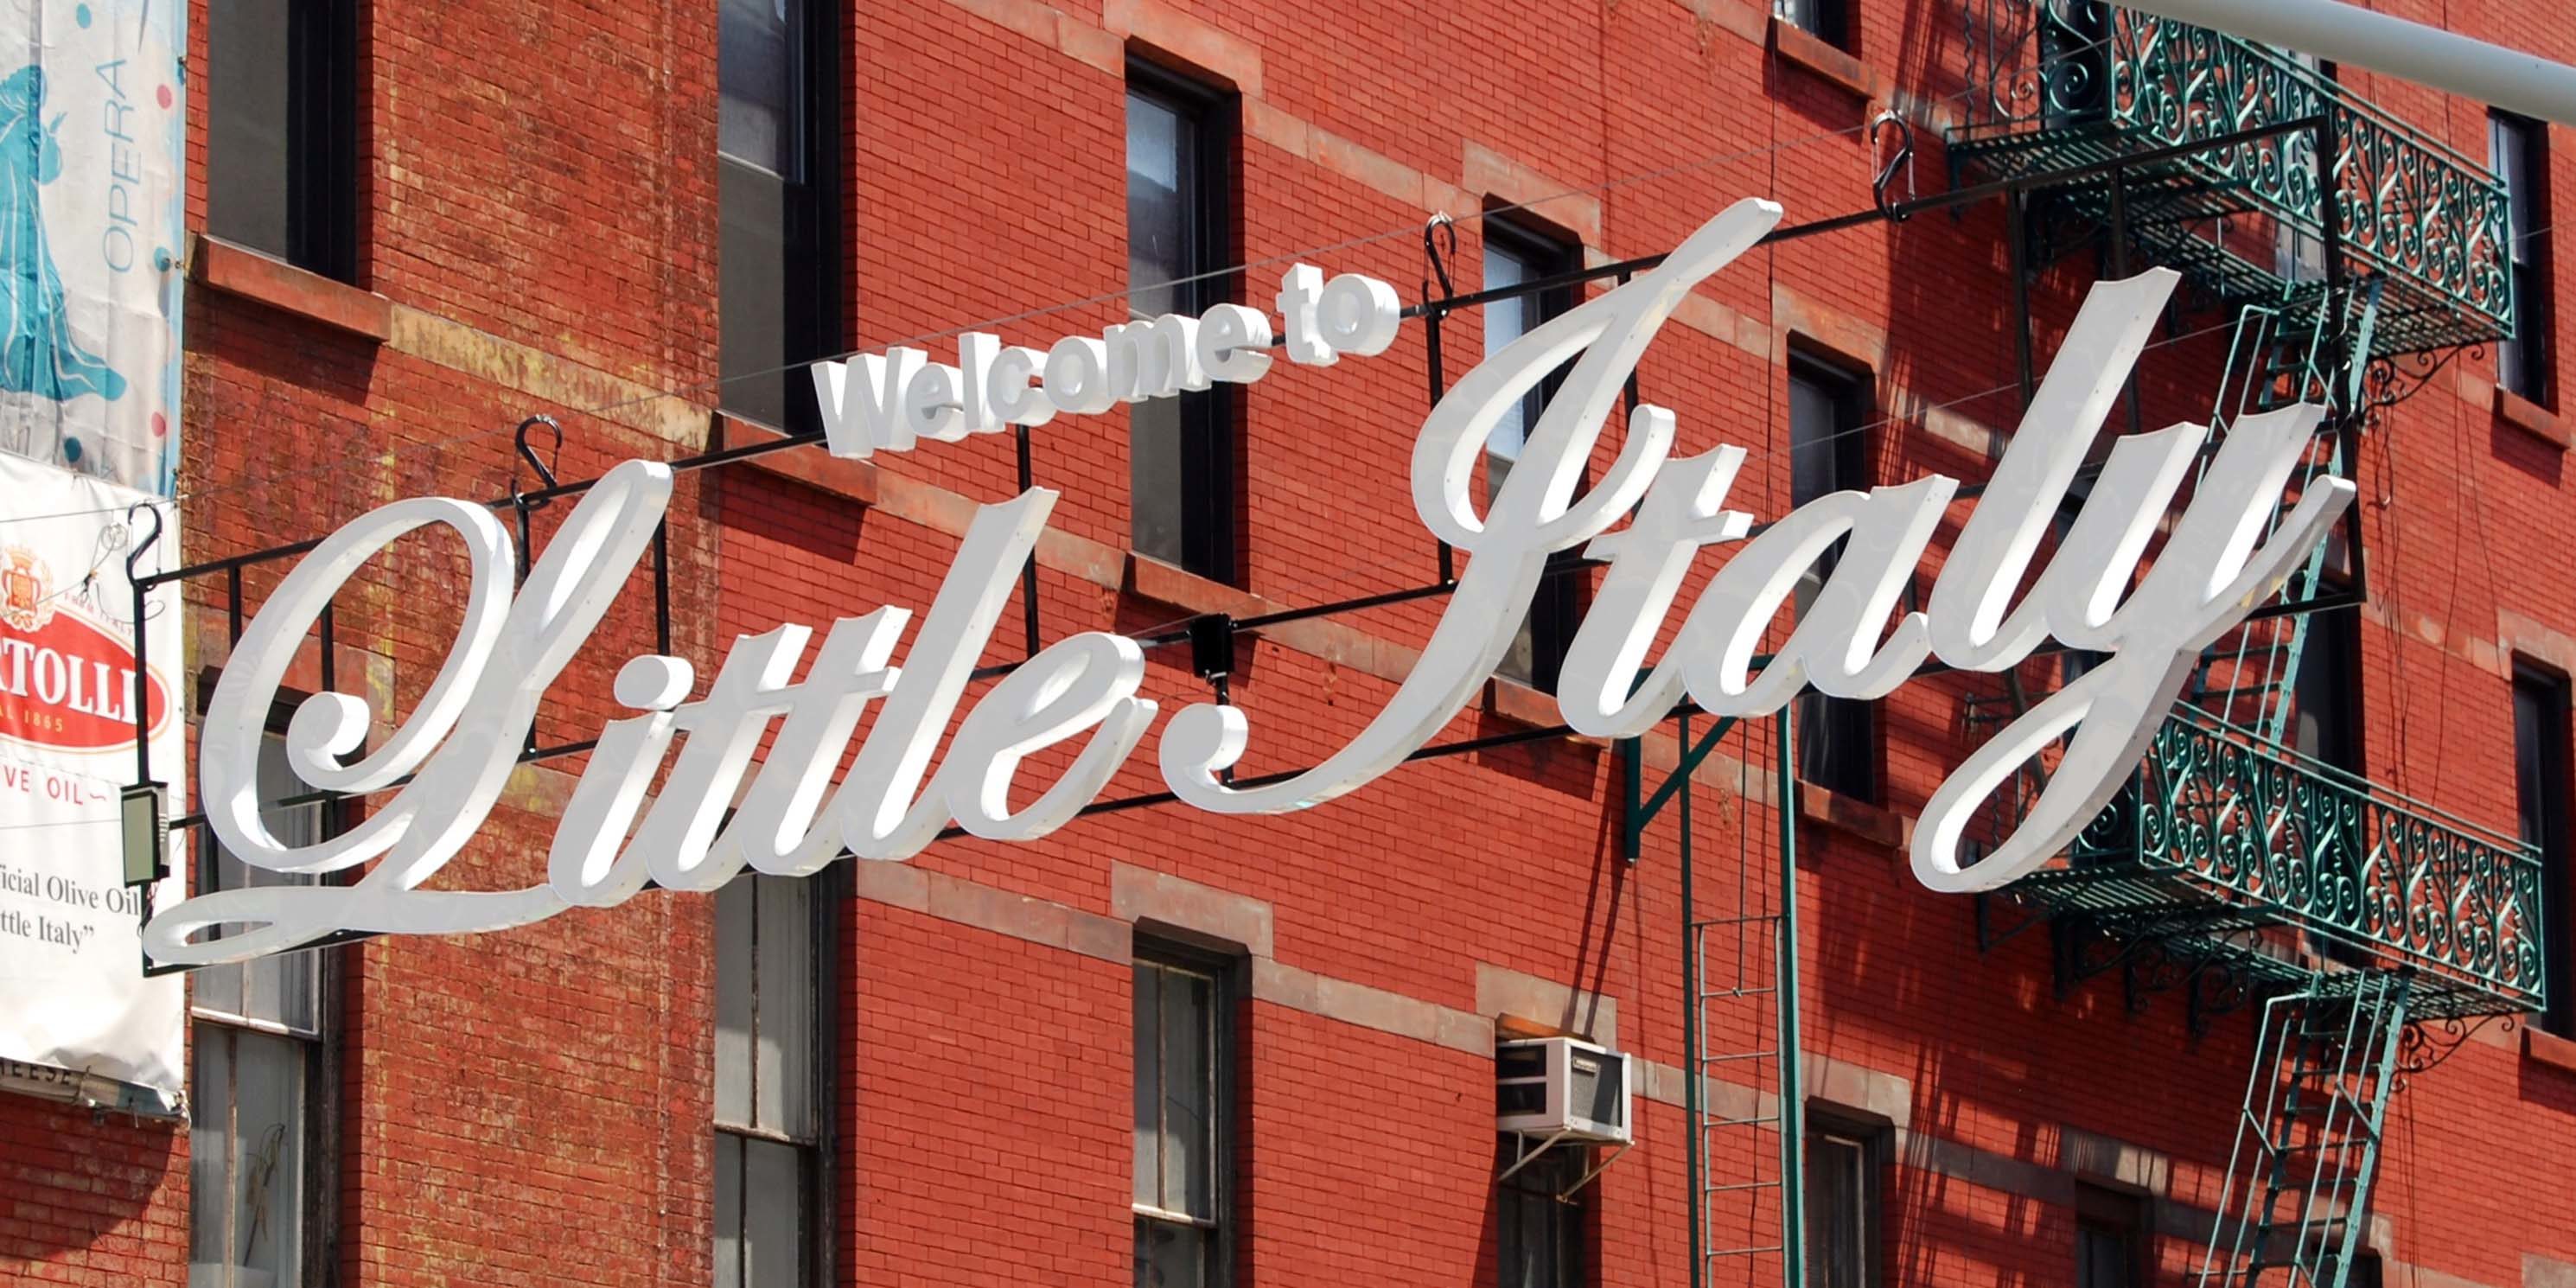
[1993,707,2547,1021]
[1945,3,2516,361]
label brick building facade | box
[5,0,2575,1286]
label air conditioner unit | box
[1496,1036,1632,1145]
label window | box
[2492,111,2552,404]
[2295,603,2376,966]
[2037,0,2110,127]
[2274,54,2336,284]
[720,0,838,430]
[207,0,360,280]
[1804,1110,1885,1288]
[1496,1136,1586,1288]
[1128,65,1237,583]
[2515,663,2572,1036]
[2074,1184,2146,1288]
[1134,946,1234,1288]
[714,874,821,1288]
[2292,604,2362,774]
[1789,357,1877,800]
[1774,0,1849,48]
[1483,217,1583,692]
[190,731,330,1288]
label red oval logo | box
[0,608,171,753]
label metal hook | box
[1871,111,1916,221]
[1421,212,1460,308]
[123,501,163,584]
[514,415,563,494]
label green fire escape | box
[1945,6,2546,1288]
[1627,9,2541,1285]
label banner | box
[0,0,187,494]
[0,450,182,1108]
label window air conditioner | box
[1495,1036,1632,1145]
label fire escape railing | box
[2013,706,2548,1019]
[1953,0,2515,359]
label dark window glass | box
[2292,600,2362,773]
[2274,53,2335,284]
[190,732,330,1288]
[2493,112,2553,404]
[208,0,358,280]
[720,0,834,430]
[1804,1113,1883,1288]
[1483,218,1584,692]
[2074,1185,2145,1288]
[1135,947,1234,1288]
[2036,0,2110,127]
[2296,603,2375,966]
[1775,0,1849,48]
[1127,68,1236,583]
[714,874,820,1288]
[2515,664,2573,1036]
[1496,1135,1586,1288]
[1789,358,1877,800]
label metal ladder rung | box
[1701,1050,1777,1062]
[1705,1245,1787,1258]
[1703,1180,1785,1195]
[1699,1113,1781,1129]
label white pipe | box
[2117,0,2576,129]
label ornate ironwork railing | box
[2072,707,2547,1014]
[1954,1,2515,354]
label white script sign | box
[144,199,2352,967]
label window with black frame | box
[1495,1136,1587,1288]
[2296,599,2375,967]
[2492,110,2554,405]
[1127,66,1238,583]
[1133,946,1234,1288]
[1483,216,1584,693]
[190,730,333,1288]
[2291,602,2363,775]
[713,873,823,1288]
[1803,1109,1885,1288]
[1773,0,1850,49]
[2073,1184,2146,1288]
[1789,356,1878,801]
[207,0,360,280]
[2515,662,2572,1037]
[719,0,837,431]
[2273,53,2337,286]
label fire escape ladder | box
[2189,281,2376,739]
[2199,973,2412,1288]
[1622,711,1804,1288]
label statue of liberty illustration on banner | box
[0,1,185,494]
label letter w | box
[811,348,926,457]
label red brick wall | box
[8,0,2576,1286]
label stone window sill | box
[714,411,879,507]
[1770,16,1876,100]
[2495,383,2570,450]
[189,233,391,343]
[2526,1026,2576,1076]
[1126,554,1265,620]
[1796,781,1904,851]
[1481,675,1592,736]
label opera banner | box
[0,0,186,494]
[0,450,182,1107]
